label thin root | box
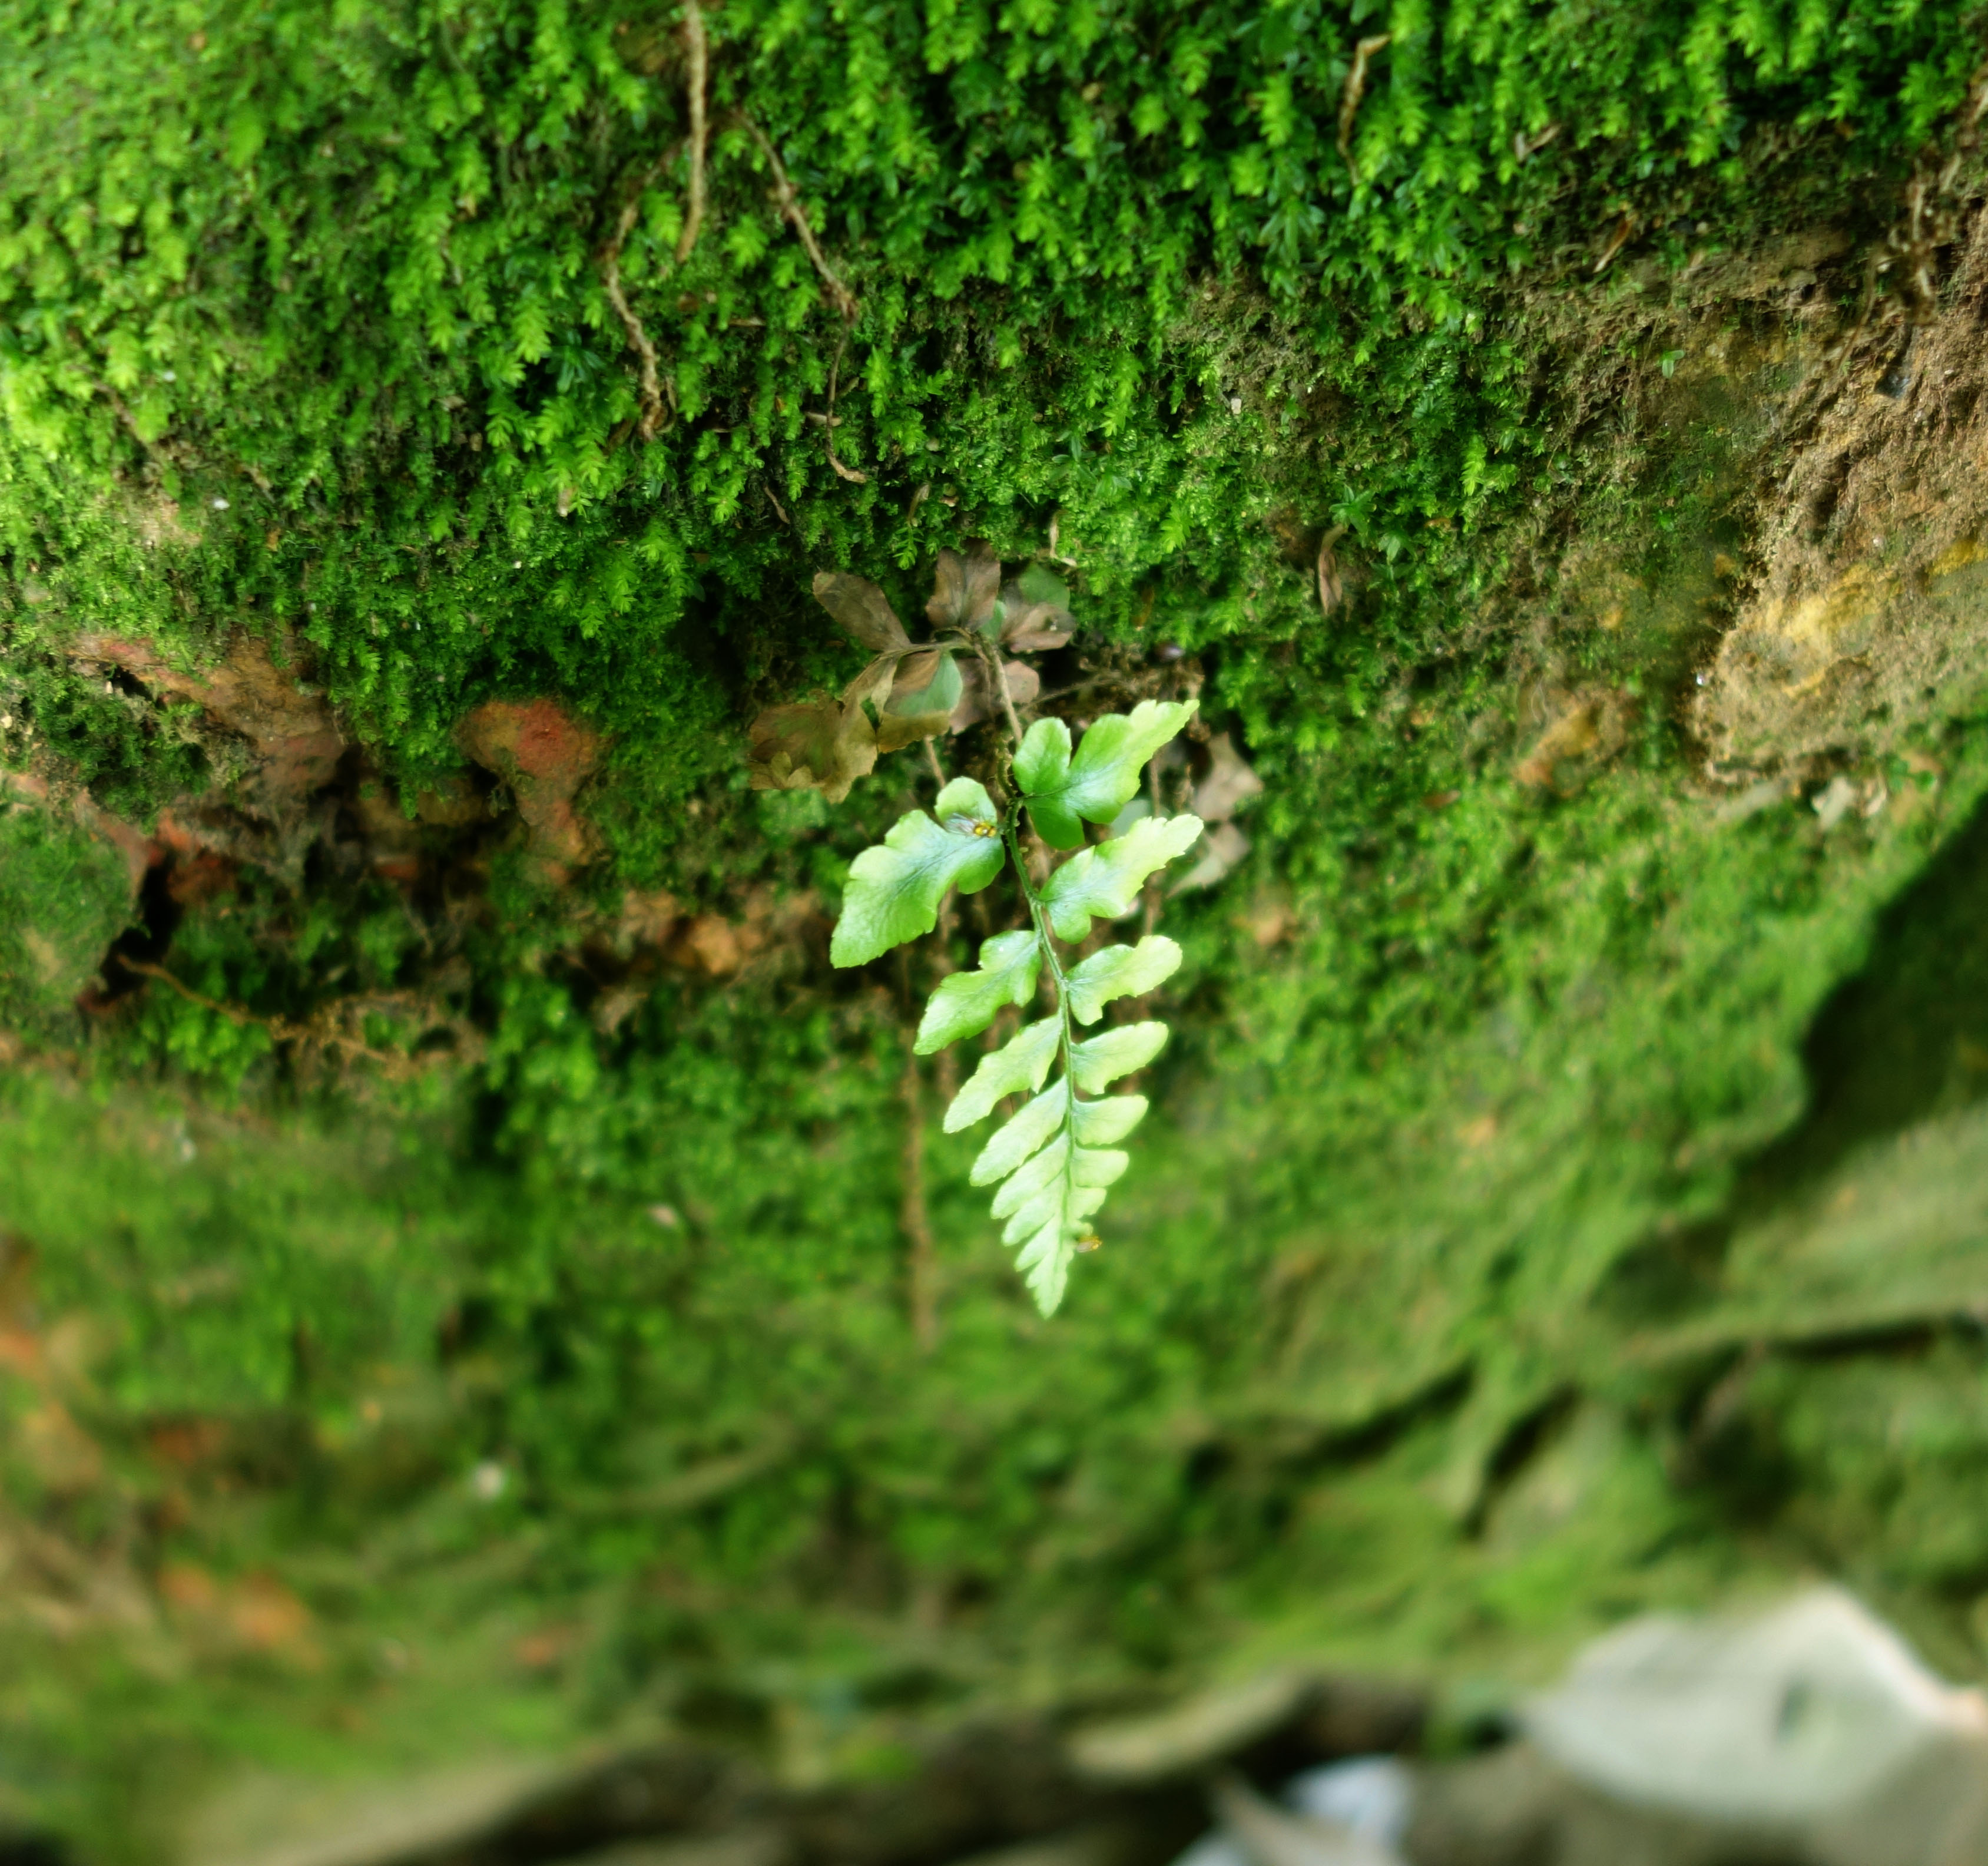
[824,330,867,484]
[1592,211,1635,274]
[674,0,707,264]
[900,1024,940,1352]
[736,113,859,321]
[117,957,446,1078]
[601,146,684,442]
[1337,34,1391,167]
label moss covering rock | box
[7,0,1988,1857]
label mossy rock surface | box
[8,1,1988,1857]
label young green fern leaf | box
[829,698,1207,1315]
[830,777,1005,968]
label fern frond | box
[830,776,1005,967]
[916,929,1041,1053]
[943,1017,1061,1130]
[1041,813,1203,941]
[1014,699,1199,848]
[860,700,1210,1315]
[1065,935,1182,1024]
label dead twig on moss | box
[674,0,708,264]
[1337,34,1391,168]
[1592,210,1635,274]
[116,957,458,1077]
[600,145,685,442]
[735,113,859,321]
[1513,122,1560,163]
[823,329,867,484]
[1316,524,1345,616]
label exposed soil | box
[1694,204,1988,776]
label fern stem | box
[1005,817,1082,1266]
[994,659,1085,1283]
[969,630,1027,758]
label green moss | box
[0,801,131,1029]
[5,0,1988,1852]
[1,0,1978,816]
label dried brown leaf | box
[1191,734,1265,823]
[926,544,1002,634]
[813,572,910,652]
[747,698,877,802]
[949,660,1041,732]
[877,647,964,752]
[997,578,1073,650]
[748,661,897,802]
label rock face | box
[11,3,1988,1855]
[1523,1590,1988,1866]
[1694,209,1988,779]
[68,631,346,816]
[457,697,605,871]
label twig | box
[571,1431,796,1517]
[1029,677,1107,707]
[824,329,867,484]
[674,0,708,264]
[600,145,684,442]
[968,628,1025,748]
[116,957,438,1076]
[1513,123,1560,163]
[920,740,961,1105]
[1592,210,1635,274]
[932,922,960,1109]
[1315,524,1344,616]
[1337,34,1391,167]
[735,113,859,320]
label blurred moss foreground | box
[8,0,1988,1855]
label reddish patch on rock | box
[456,698,604,867]
[165,851,237,909]
[677,914,743,978]
[69,631,344,815]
